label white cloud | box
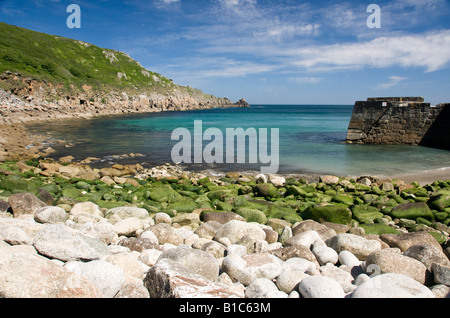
[153,0,181,9]
[289,77,323,84]
[121,0,450,84]
[376,76,408,89]
[289,30,450,73]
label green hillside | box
[0,22,180,94]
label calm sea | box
[27,104,450,177]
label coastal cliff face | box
[0,71,248,125]
[346,97,450,150]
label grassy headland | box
[0,22,205,97]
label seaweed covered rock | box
[301,204,353,225]
[428,189,450,211]
[351,205,384,224]
[390,202,434,221]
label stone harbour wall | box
[346,97,450,150]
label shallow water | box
[27,105,450,177]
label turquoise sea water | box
[28,105,450,177]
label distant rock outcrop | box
[235,98,250,108]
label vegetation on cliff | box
[0,22,229,104]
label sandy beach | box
[388,168,450,186]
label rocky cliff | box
[0,71,247,125]
[345,97,450,150]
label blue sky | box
[1,0,450,104]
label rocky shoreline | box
[1,89,449,299]
[0,86,248,162]
[0,156,449,298]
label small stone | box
[105,207,149,221]
[381,231,442,252]
[195,221,221,240]
[37,189,54,206]
[138,248,162,267]
[0,226,32,245]
[113,217,144,237]
[139,230,159,245]
[326,233,381,260]
[146,223,184,245]
[75,221,117,245]
[276,270,309,294]
[118,237,160,252]
[268,175,286,187]
[103,253,148,280]
[281,257,317,274]
[172,213,200,227]
[144,258,244,298]
[226,244,248,257]
[404,244,450,270]
[254,174,267,184]
[338,250,361,268]
[320,263,356,294]
[284,230,323,249]
[67,260,126,298]
[157,246,219,281]
[9,193,46,218]
[34,206,67,224]
[292,220,337,242]
[430,284,450,298]
[0,248,102,298]
[0,200,10,213]
[432,263,450,286]
[270,245,319,265]
[203,212,245,224]
[115,276,150,298]
[201,241,227,259]
[242,253,282,282]
[59,155,75,164]
[33,224,110,262]
[298,275,345,298]
[365,249,430,285]
[214,220,266,244]
[245,278,279,298]
[352,273,434,298]
[70,202,103,218]
[312,245,339,265]
[222,254,251,282]
[320,175,340,185]
[279,226,292,244]
[154,212,172,225]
